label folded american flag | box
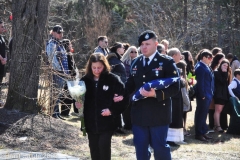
[132,77,180,101]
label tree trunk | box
[4,0,50,113]
[183,0,189,50]
[217,1,222,47]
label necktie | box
[145,58,149,68]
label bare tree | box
[4,0,50,113]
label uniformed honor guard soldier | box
[125,30,180,160]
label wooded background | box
[2,0,240,57]
[0,0,239,113]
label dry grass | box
[63,101,240,160]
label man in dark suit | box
[125,30,180,160]
[194,49,214,142]
[94,36,109,56]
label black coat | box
[126,53,180,127]
[170,79,185,128]
[81,72,127,133]
[107,52,127,83]
[213,70,229,101]
[0,35,6,74]
[67,54,77,76]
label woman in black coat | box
[107,42,127,83]
[182,51,195,136]
[167,48,184,145]
[107,42,127,133]
[77,53,127,160]
[213,59,231,132]
[182,51,195,77]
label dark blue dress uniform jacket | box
[125,52,180,127]
[194,61,214,100]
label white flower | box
[67,80,86,117]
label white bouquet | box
[67,80,86,136]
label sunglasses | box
[207,56,213,60]
[131,51,137,53]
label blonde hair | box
[121,46,139,65]
[160,39,169,45]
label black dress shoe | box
[195,135,209,142]
[214,126,225,133]
[203,134,213,139]
[60,114,71,118]
[58,115,66,120]
[52,115,66,120]
[167,141,180,147]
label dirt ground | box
[1,104,240,160]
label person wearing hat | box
[46,25,69,120]
[125,30,180,160]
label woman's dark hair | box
[62,39,71,52]
[109,42,123,53]
[226,53,234,59]
[123,43,130,51]
[85,53,111,78]
[195,49,212,61]
[211,47,222,56]
[182,51,194,75]
[217,58,230,72]
[217,58,231,82]
[210,53,225,70]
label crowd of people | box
[1,21,239,160]
[45,25,240,160]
